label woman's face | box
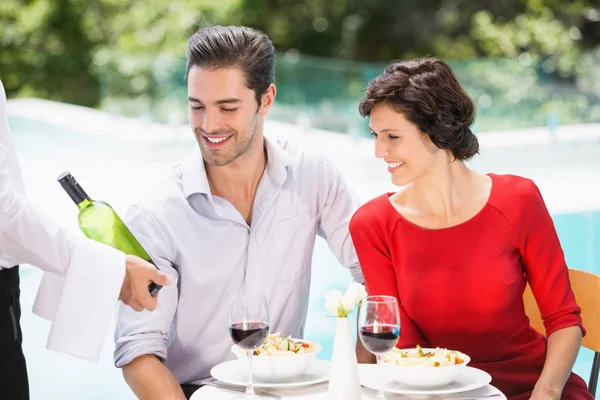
[369,103,442,187]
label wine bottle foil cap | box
[57,171,89,204]
[57,171,77,189]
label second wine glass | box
[358,295,401,400]
[229,292,270,399]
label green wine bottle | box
[57,171,162,296]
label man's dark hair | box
[185,25,275,106]
[359,57,479,160]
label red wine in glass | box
[229,293,269,399]
[357,295,401,400]
[359,324,400,354]
[229,322,269,350]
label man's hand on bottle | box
[120,255,173,312]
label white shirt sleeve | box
[316,155,365,283]
[0,78,126,361]
[0,142,78,273]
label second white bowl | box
[231,340,322,383]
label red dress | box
[349,173,592,400]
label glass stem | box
[246,350,255,396]
[376,354,385,399]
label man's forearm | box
[122,354,186,400]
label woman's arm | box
[532,326,582,399]
[515,179,585,397]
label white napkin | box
[33,237,125,361]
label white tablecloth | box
[190,382,506,399]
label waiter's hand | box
[119,255,173,312]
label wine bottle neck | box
[76,197,93,211]
[57,172,93,211]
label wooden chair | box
[524,268,600,396]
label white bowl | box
[384,348,471,388]
[231,340,321,383]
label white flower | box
[324,290,343,316]
[324,282,368,318]
[342,282,368,312]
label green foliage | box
[0,0,597,133]
[0,0,235,104]
[231,0,594,72]
[470,0,584,77]
[0,0,99,106]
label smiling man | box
[113,25,363,400]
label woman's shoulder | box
[354,193,394,218]
[487,173,546,223]
[350,193,398,233]
[489,173,541,202]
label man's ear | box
[258,84,276,117]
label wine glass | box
[357,295,401,399]
[229,292,270,399]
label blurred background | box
[3,0,600,131]
[1,0,600,398]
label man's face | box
[187,66,270,167]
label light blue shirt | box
[113,136,363,383]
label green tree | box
[0,0,99,106]
[0,0,597,110]
[0,0,236,106]
[231,0,595,76]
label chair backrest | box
[523,268,600,352]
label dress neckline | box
[383,173,496,232]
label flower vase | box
[328,317,361,400]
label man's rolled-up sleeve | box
[114,204,179,367]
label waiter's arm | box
[0,144,81,274]
[0,143,171,357]
[0,81,170,361]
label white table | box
[190,382,506,399]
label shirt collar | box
[181,148,211,198]
[182,135,292,198]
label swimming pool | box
[7,111,600,399]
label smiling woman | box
[350,56,595,400]
[361,59,479,162]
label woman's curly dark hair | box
[359,57,479,160]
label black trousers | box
[0,266,29,400]
[181,383,202,399]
